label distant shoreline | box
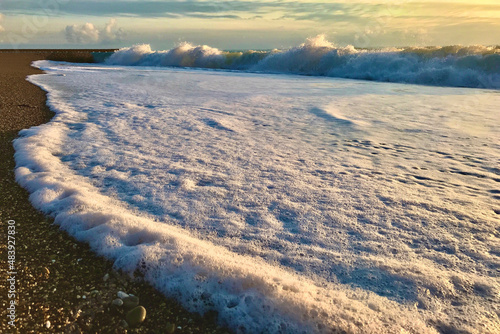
[0,49,117,51]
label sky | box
[0,0,499,50]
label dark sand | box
[0,51,229,333]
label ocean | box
[14,37,500,333]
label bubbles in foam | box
[107,42,225,68]
[16,59,500,333]
[107,44,153,65]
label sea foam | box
[15,60,500,333]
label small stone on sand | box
[165,322,176,333]
[117,291,129,299]
[122,295,139,309]
[112,298,124,307]
[126,306,147,328]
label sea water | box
[14,39,500,333]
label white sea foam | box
[15,60,500,333]
[105,35,500,89]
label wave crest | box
[105,35,500,89]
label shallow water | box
[15,61,500,333]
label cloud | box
[2,1,500,25]
[65,19,125,44]
[65,22,100,43]
[3,1,500,21]
[101,19,126,42]
[0,13,5,32]
[1,1,252,19]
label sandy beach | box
[0,51,229,334]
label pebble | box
[126,306,147,328]
[122,295,139,309]
[119,319,129,329]
[165,322,176,333]
[45,320,51,329]
[112,298,124,307]
[117,291,129,299]
[103,273,110,282]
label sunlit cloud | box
[0,1,252,19]
[65,23,99,43]
[65,19,125,44]
[2,1,499,21]
[0,1,499,48]
[0,13,5,32]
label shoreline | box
[0,51,229,333]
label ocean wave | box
[105,35,500,89]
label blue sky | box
[1,0,499,49]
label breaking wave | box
[105,35,500,89]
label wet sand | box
[0,51,229,333]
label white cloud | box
[65,19,125,44]
[0,13,5,32]
[65,22,99,43]
[101,19,125,42]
